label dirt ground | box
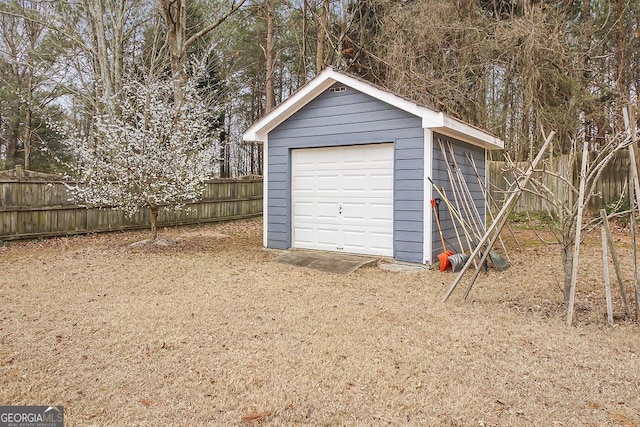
[1,218,639,426]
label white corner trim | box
[243,70,336,142]
[262,135,268,248]
[484,148,489,229]
[423,128,433,264]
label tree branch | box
[183,0,247,53]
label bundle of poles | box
[429,138,510,275]
[440,130,556,302]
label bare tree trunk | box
[156,0,187,99]
[562,240,574,306]
[23,105,31,170]
[150,206,158,241]
[80,0,131,113]
[219,133,230,178]
[84,0,115,102]
[265,0,276,113]
[315,0,328,73]
[300,0,307,84]
[6,108,20,169]
[250,141,256,174]
[583,0,590,18]
[112,0,126,98]
[616,0,626,106]
[156,0,246,98]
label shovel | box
[431,198,453,272]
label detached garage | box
[243,68,503,264]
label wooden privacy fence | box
[0,167,263,241]
[489,150,636,212]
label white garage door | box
[292,143,394,256]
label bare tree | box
[155,0,246,94]
[314,0,328,72]
[508,123,639,307]
[264,0,275,112]
[0,0,68,170]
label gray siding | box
[431,133,486,261]
[267,83,424,262]
[394,137,424,262]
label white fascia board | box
[329,71,426,118]
[421,111,445,128]
[242,67,504,151]
[242,68,436,142]
[332,72,503,150]
[242,70,337,142]
[435,116,504,150]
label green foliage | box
[507,210,559,230]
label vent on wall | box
[329,86,346,93]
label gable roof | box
[242,68,504,150]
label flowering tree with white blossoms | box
[64,77,218,241]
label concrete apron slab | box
[274,250,378,274]
[378,262,427,273]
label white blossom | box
[61,78,219,238]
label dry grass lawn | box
[1,218,639,426]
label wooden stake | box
[466,152,514,259]
[442,131,555,302]
[447,142,484,240]
[600,209,631,319]
[566,139,589,326]
[602,226,614,326]
[623,107,640,321]
[630,172,639,321]
[622,108,640,211]
[437,139,469,254]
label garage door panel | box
[369,203,393,220]
[343,232,392,256]
[342,203,392,221]
[292,143,394,256]
[370,157,393,165]
[315,201,339,218]
[341,201,365,219]
[369,174,393,188]
[317,156,340,164]
[293,176,316,191]
[293,201,315,217]
[316,178,340,192]
[316,228,341,246]
[293,227,314,245]
[342,175,367,191]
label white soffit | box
[242,68,504,150]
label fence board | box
[489,150,639,213]
[0,174,263,241]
